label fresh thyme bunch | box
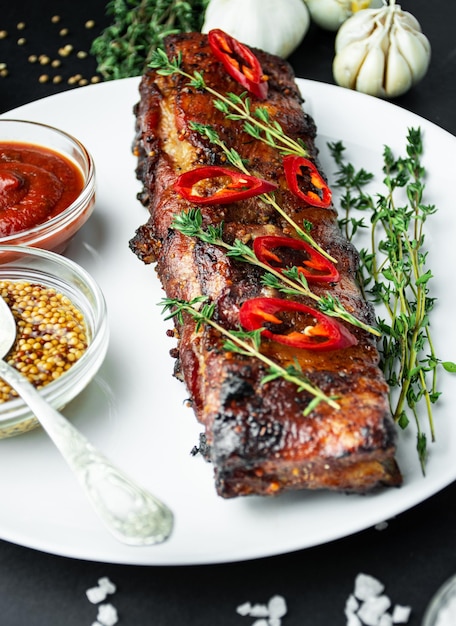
[91,0,209,80]
[329,128,456,471]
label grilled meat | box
[130,32,402,497]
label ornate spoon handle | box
[0,359,173,546]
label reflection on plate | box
[0,78,455,566]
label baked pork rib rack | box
[130,31,402,498]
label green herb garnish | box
[172,207,379,337]
[160,295,340,415]
[91,0,209,80]
[149,48,309,158]
[187,121,333,261]
[329,128,455,471]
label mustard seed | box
[0,280,88,403]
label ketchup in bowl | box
[0,142,84,236]
[0,119,95,254]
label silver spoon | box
[0,294,173,546]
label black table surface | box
[1,2,456,625]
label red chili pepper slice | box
[283,155,332,208]
[239,297,357,351]
[253,235,340,284]
[174,166,277,205]
[208,29,268,100]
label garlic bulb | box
[305,0,383,31]
[333,1,431,98]
[201,0,310,58]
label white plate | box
[1,78,455,565]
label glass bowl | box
[0,118,95,253]
[0,245,109,438]
[422,574,456,626]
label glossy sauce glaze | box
[0,142,84,236]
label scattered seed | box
[0,30,8,39]
[58,44,73,57]
[17,38,26,46]
[51,15,60,23]
[16,22,26,30]
[85,20,96,29]
[59,28,69,37]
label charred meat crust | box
[130,32,402,497]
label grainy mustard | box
[0,280,88,403]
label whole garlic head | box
[201,0,310,58]
[333,1,431,98]
[305,0,383,31]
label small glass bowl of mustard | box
[0,245,109,438]
[0,118,95,254]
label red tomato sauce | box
[0,142,84,237]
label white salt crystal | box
[269,619,282,626]
[97,603,119,626]
[357,595,391,626]
[98,577,117,595]
[392,604,411,623]
[346,613,362,626]
[379,613,393,626]
[354,573,385,601]
[249,603,270,617]
[268,595,287,619]
[236,602,252,616]
[86,586,107,604]
[375,521,389,531]
[251,620,269,626]
[345,593,360,617]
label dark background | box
[1,1,456,624]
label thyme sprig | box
[149,48,309,158]
[91,0,209,80]
[329,128,456,471]
[172,208,379,336]
[188,121,336,263]
[160,295,340,415]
